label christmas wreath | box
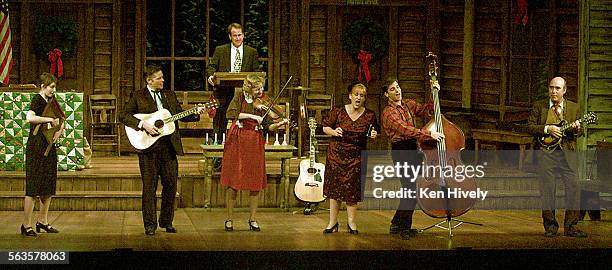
[341,17,388,63]
[33,17,78,58]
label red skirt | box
[220,119,267,191]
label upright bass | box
[416,53,478,220]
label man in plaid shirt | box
[381,79,444,240]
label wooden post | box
[577,0,590,181]
[462,0,475,110]
[112,0,122,99]
[388,7,398,80]
[499,0,510,121]
[300,0,310,87]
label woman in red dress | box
[220,74,288,232]
[322,83,378,234]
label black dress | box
[25,94,58,197]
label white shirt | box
[147,85,164,110]
[230,43,244,73]
[138,85,163,129]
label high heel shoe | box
[224,220,233,231]
[323,223,339,234]
[21,225,37,237]
[248,220,261,231]
[36,222,59,233]
[347,224,359,235]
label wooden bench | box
[472,129,533,170]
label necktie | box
[233,48,242,72]
[553,104,562,119]
[153,91,164,110]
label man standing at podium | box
[207,23,261,169]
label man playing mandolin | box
[526,76,587,238]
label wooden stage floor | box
[1,209,610,251]
[1,156,610,267]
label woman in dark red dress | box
[22,73,64,237]
[322,83,378,234]
[220,74,288,232]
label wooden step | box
[0,191,178,211]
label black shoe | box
[399,229,418,240]
[248,220,261,231]
[160,225,177,233]
[564,229,587,238]
[21,225,37,237]
[36,222,59,233]
[145,227,156,236]
[347,224,358,235]
[389,224,408,234]
[544,230,558,238]
[225,220,233,231]
[323,223,339,234]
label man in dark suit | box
[120,65,206,236]
[207,22,261,144]
[526,76,587,238]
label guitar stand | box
[303,202,319,215]
[419,216,483,237]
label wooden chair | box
[89,94,121,156]
[305,93,333,154]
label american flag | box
[0,0,12,85]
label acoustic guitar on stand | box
[294,117,326,203]
[125,101,218,150]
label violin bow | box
[260,76,293,120]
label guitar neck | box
[164,107,198,124]
[309,129,316,167]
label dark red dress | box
[323,107,377,203]
[220,98,267,191]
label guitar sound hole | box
[307,168,317,174]
[154,120,164,129]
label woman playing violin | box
[322,83,378,235]
[220,73,288,232]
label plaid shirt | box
[382,99,433,143]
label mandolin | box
[538,112,597,151]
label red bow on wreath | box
[514,0,529,26]
[358,50,372,83]
[48,48,64,78]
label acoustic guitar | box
[294,117,326,203]
[538,112,597,151]
[125,101,218,150]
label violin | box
[253,94,288,122]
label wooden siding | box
[583,0,612,147]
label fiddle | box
[252,76,294,129]
[253,94,287,122]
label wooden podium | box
[212,72,267,87]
